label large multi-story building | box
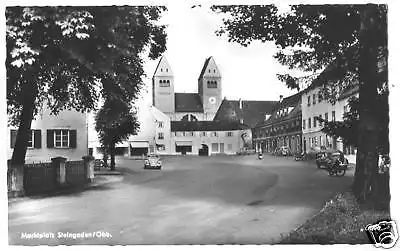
[253,92,303,155]
[301,77,359,154]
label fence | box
[7,158,90,197]
[24,162,56,195]
[65,160,86,186]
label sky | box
[137,2,298,108]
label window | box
[303,120,306,129]
[207,80,217,88]
[325,112,328,122]
[188,132,194,137]
[212,143,219,152]
[318,91,323,102]
[307,96,311,106]
[201,131,207,137]
[159,79,170,87]
[46,129,76,149]
[226,131,233,137]
[55,130,69,148]
[160,68,163,72]
[158,122,163,128]
[166,68,168,72]
[313,94,316,104]
[182,132,186,137]
[308,118,311,129]
[319,114,323,126]
[10,129,41,149]
[157,144,166,151]
[332,111,336,122]
[158,132,164,140]
[212,131,218,137]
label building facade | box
[8,109,89,163]
[301,82,359,153]
[254,93,303,155]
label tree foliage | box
[95,98,139,170]
[6,6,167,164]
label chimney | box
[279,95,284,103]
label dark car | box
[316,150,348,169]
[144,154,162,169]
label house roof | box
[171,121,249,132]
[256,92,302,127]
[213,99,278,128]
[338,85,359,100]
[175,93,204,112]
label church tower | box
[198,56,222,120]
[152,56,175,115]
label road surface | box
[8,155,353,245]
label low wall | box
[8,157,94,197]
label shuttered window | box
[10,129,41,149]
[46,129,77,148]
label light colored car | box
[144,154,162,169]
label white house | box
[88,105,170,158]
[301,82,359,153]
[7,109,89,163]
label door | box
[219,143,225,153]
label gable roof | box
[171,121,249,132]
[213,99,278,128]
[175,93,203,112]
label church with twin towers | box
[89,55,277,157]
[152,56,223,122]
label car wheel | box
[337,169,346,176]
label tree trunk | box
[352,5,389,209]
[11,80,38,165]
[102,148,108,168]
[110,143,116,170]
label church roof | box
[171,121,249,132]
[198,57,212,80]
[213,99,278,128]
[175,93,204,112]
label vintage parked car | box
[144,154,162,170]
[316,150,349,175]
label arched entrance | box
[199,144,209,156]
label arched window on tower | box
[207,80,217,88]
[159,79,170,87]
